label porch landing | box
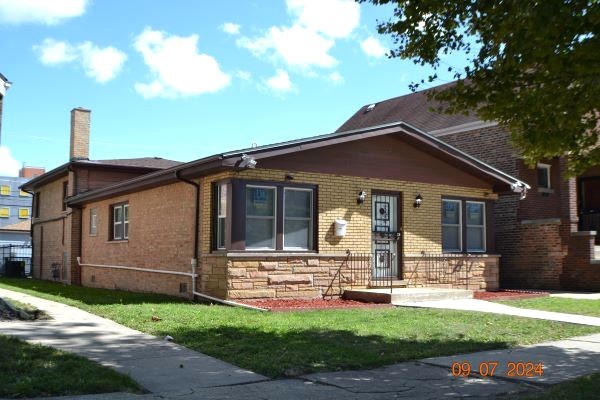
[342,287,473,304]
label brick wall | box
[70,108,90,160]
[200,168,495,255]
[79,182,196,297]
[438,125,586,290]
[31,177,71,282]
[561,232,600,291]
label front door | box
[371,193,400,279]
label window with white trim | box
[245,186,276,249]
[537,163,551,189]
[89,208,98,235]
[216,183,227,249]
[442,199,462,252]
[466,201,486,252]
[283,188,313,250]
[111,203,129,240]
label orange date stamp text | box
[450,361,544,378]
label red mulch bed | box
[474,289,550,301]
[239,298,392,312]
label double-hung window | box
[537,163,551,190]
[465,201,485,252]
[111,203,129,240]
[216,183,227,249]
[442,199,462,252]
[283,188,313,250]
[215,180,316,251]
[442,199,486,253]
[245,186,277,249]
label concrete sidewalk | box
[2,288,600,399]
[395,298,600,326]
[0,288,267,396]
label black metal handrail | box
[348,252,394,293]
[0,244,33,277]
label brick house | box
[32,114,529,300]
[21,108,181,283]
[337,83,600,291]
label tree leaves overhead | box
[360,0,600,175]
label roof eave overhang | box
[20,163,69,191]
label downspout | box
[174,171,200,297]
[174,171,266,312]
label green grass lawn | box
[1,277,599,378]
[0,335,142,398]
[496,297,600,318]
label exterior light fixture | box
[414,194,423,208]
[240,154,257,169]
[357,190,367,204]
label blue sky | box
[0,0,468,175]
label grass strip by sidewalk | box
[0,335,142,399]
[513,373,600,400]
[1,277,599,378]
[495,297,600,318]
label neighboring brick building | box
[65,122,526,299]
[21,108,182,284]
[337,83,600,290]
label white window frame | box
[283,187,314,250]
[0,207,9,218]
[112,203,128,240]
[537,163,551,190]
[465,201,486,252]
[216,183,227,249]
[245,185,277,250]
[442,199,462,252]
[89,208,98,235]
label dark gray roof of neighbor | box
[336,82,481,133]
[21,157,183,190]
[83,157,182,169]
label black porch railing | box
[407,253,472,289]
[0,244,32,277]
[348,252,395,292]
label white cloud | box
[361,36,387,58]
[134,28,231,99]
[238,25,336,69]
[0,0,87,25]
[265,69,292,92]
[327,71,344,84]
[237,0,359,71]
[78,42,127,83]
[221,22,241,35]
[34,39,127,83]
[0,146,20,177]
[287,0,360,39]
[236,70,252,81]
[35,38,77,65]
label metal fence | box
[0,244,32,277]
[407,253,472,289]
[348,252,395,290]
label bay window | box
[214,180,316,251]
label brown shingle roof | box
[336,82,481,133]
[80,157,182,169]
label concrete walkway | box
[395,298,600,326]
[1,288,600,400]
[550,292,600,300]
[0,288,267,396]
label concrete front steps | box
[343,287,473,304]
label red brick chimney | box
[70,107,91,160]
